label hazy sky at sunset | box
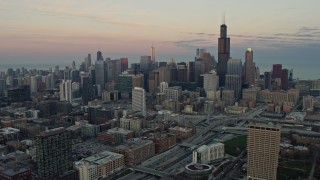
[1,0,320,68]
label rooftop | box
[76,151,123,167]
[38,127,66,137]
[1,166,30,176]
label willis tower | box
[217,16,230,87]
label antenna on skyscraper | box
[222,12,225,24]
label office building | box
[164,86,182,101]
[225,75,241,100]
[281,69,289,90]
[151,46,156,61]
[120,57,128,72]
[272,64,282,79]
[244,48,255,86]
[113,138,155,165]
[177,63,188,82]
[203,71,219,92]
[97,51,103,61]
[117,74,133,94]
[82,76,94,105]
[132,74,144,88]
[75,151,125,180]
[188,61,196,82]
[264,72,272,90]
[192,143,224,164]
[148,70,160,95]
[217,19,230,87]
[247,123,281,180]
[95,60,105,92]
[36,127,72,180]
[106,59,121,83]
[222,89,235,106]
[132,87,146,116]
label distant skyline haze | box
[0,0,320,78]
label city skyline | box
[0,0,319,67]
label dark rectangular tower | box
[217,23,230,87]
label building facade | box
[247,123,281,180]
[35,127,72,180]
[132,87,146,116]
[75,151,125,180]
[192,143,224,164]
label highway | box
[123,105,268,179]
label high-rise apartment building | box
[36,127,72,179]
[217,21,230,87]
[244,48,255,86]
[247,123,281,180]
[132,87,146,116]
[60,80,72,102]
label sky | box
[0,0,320,77]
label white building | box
[60,80,72,102]
[159,82,169,93]
[164,86,182,101]
[192,143,224,164]
[202,71,219,92]
[303,95,314,111]
[75,151,125,180]
[30,76,39,93]
[132,87,146,116]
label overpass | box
[213,127,320,137]
[130,166,170,178]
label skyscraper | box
[272,64,282,79]
[95,60,105,92]
[151,46,156,61]
[217,19,230,87]
[60,80,72,102]
[264,72,272,90]
[120,57,129,72]
[244,48,255,86]
[281,69,289,90]
[203,71,219,92]
[36,127,72,179]
[247,123,281,180]
[226,59,242,99]
[97,51,103,61]
[82,76,93,105]
[132,87,146,116]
